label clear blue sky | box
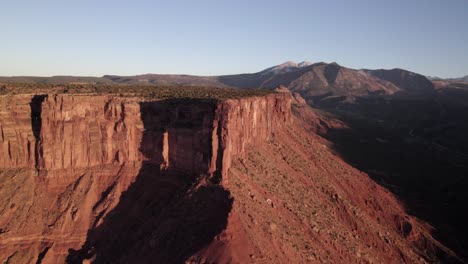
[1,0,467,78]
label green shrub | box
[0,83,274,101]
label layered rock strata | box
[0,92,291,263]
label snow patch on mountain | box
[262,61,313,75]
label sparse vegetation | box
[0,82,274,101]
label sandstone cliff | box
[0,92,291,263]
[0,92,290,175]
[0,90,458,263]
[0,95,37,168]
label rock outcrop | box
[0,93,291,176]
[0,95,38,168]
[212,94,292,177]
[0,92,291,263]
[0,90,458,263]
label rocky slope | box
[0,90,291,263]
[319,85,468,261]
[194,110,456,263]
[0,88,459,263]
[364,69,434,93]
[257,63,401,103]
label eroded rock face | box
[0,95,38,168]
[38,95,144,173]
[0,91,455,263]
[1,93,291,176]
[192,101,459,264]
[212,94,292,178]
[0,92,291,263]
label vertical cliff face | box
[38,95,144,173]
[0,93,291,177]
[212,95,292,178]
[139,99,217,175]
[2,91,451,263]
[0,94,145,171]
[0,92,291,263]
[0,95,37,168]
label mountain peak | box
[263,61,313,75]
[298,61,313,67]
[278,61,298,68]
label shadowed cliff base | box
[30,95,47,171]
[30,94,47,141]
[66,164,232,263]
[319,89,468,262]
[66,99,233,263]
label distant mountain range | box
[0,61,454,104]
[427,75,468,82]
[448,75,468,82]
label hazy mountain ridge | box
[427,75,468,82]
[364,68,434,93]
[0,61,437,104]
[448,75,468,82]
